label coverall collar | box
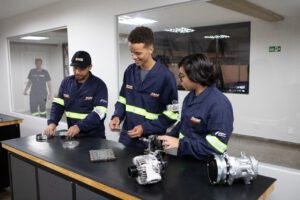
[187,85,214,106]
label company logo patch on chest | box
[190,116,201,124]
[85,96,93,101]
[63,94,70,98]
[214,131,227,138]
[126,84,133,90]
[149,92,160,98]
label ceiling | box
[9,28,68,45]
[0,0,64,20]
[0,0,299,25]
[118,0,300,34]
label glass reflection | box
[9,28,68,120]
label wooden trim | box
[2,144,140,200]
[0,120,23,127]
[258,182,275,200]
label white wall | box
[118,42,132,90]
[228,16,300,143]
[0,0,188,139]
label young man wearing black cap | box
[44,51,108,138]
[109,26,178,149]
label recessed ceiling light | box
[164,27,195,34]
[119,15,157,25]
[20,36,49,40]
[204,34,230,39]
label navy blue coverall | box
[48,73,108,138]
[113,61,178,148]
[168,86,234,160]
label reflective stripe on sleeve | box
[93,106,107,113]
[206,135,227,153]
[163,110,179,121]
[179,132,185,139]
[126,105,159,120]
[65,111,88,120]
[53,97,64,106]
[117,96,126,105]
[93,106,107,120]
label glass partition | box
[8,28,68,120]
[117,1,251,94]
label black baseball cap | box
[70,51,91,68]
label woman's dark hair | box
[128,26,154,47]
[178,53,216,86]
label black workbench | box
[0,114,22,188]
[2,135,275,200]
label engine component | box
[207,152,258,185]
[36,133,53,141]
[141,135,163,153]
[128,151,167,185]
[62,140,80,149]
[128,135,167,185]
[166,100,180,112]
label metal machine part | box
[56,129,68,137]
[207,152,258,185]
[36,133,53,141]
[62,140,80,149]
[36,129,68,142]
[141,135,163,153]
[166,100,180,112]
[128,135,167,185]
[128,151,167,185]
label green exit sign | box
[269,46,281,52]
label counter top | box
[2,135,275,200]
[0,114,23,127]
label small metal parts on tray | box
[36,133,52,141]
[89,149,116,162]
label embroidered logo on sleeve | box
[190,117,201,124]
[215,131,227,138]
[100,99,107,103]
[126,84,133,89]
[150,92,160,98]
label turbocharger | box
[128,135,167,185]
[207,152,258,185]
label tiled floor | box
[0,188,11,200]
